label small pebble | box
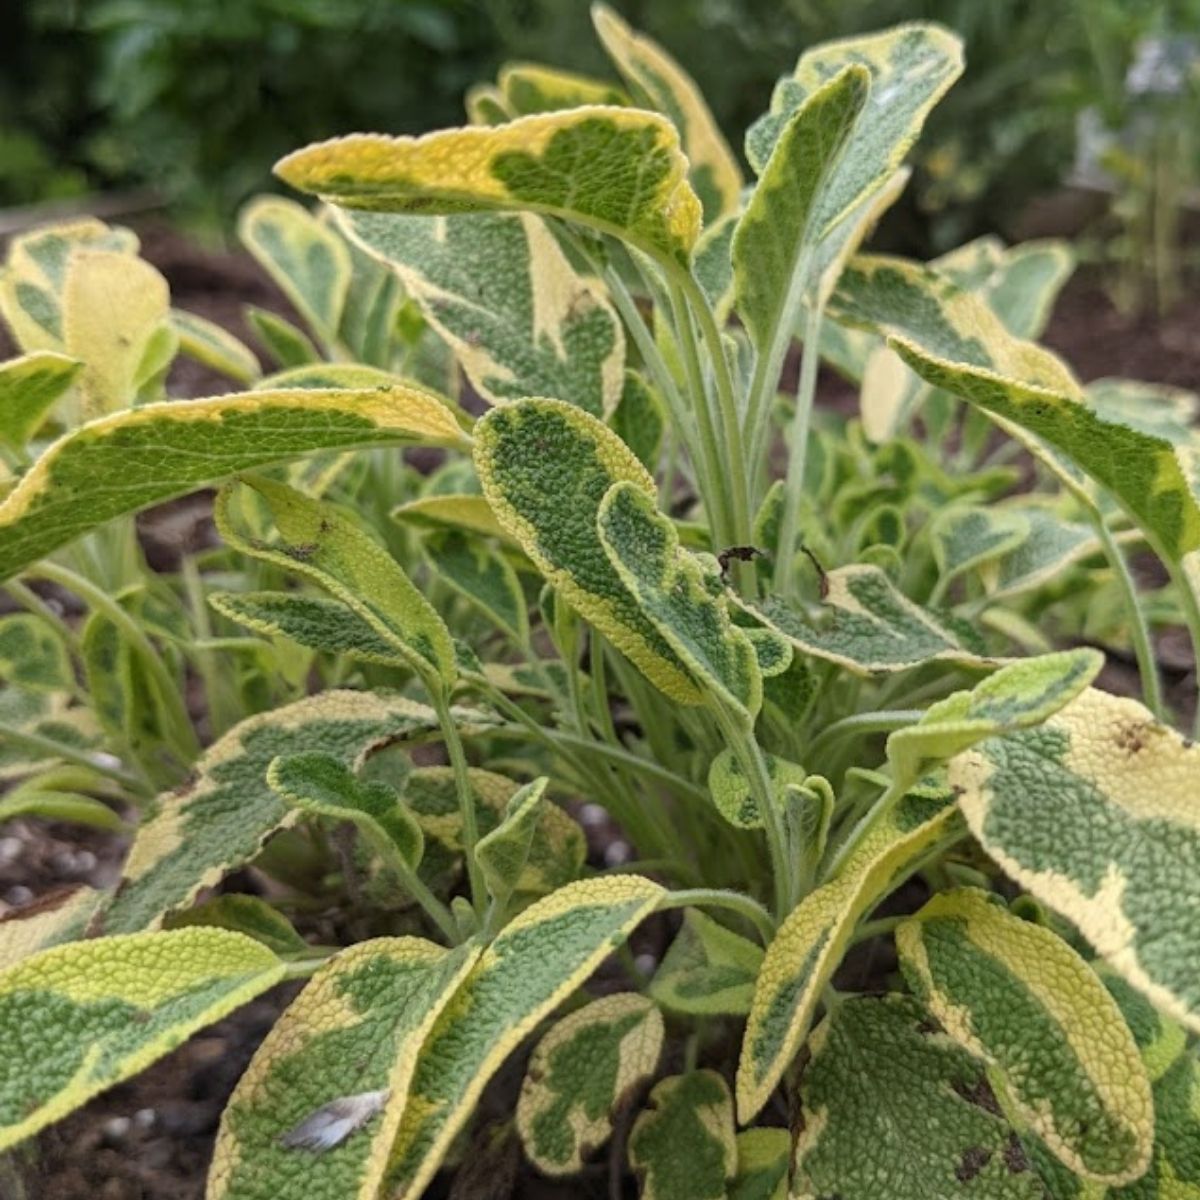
[578,803,608,829]
[4,886,32,907]
[603,840,631,866]
[0,837,22,865]
[634,952,657,977]
[101,1116,131,1141]
[75,849,98,873]
[133,1107,156,1131]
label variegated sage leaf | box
[238,196,352,349]
[0,218,138,358]
[599,480,761,719]
[746,24,962,277]
[404,766,584,900]
[474,776,548,907]
[169,309,260,386]
[216,477,456,689]
[498,61,629,115]
[0,613,71,691]
[897,888,1153,1183]
[0,383,467,583]
[929,506,1030,590]
[0,688,102,782]
[792,996,1043,1200]
[745,564,1001,675]
[737,780,962,1122]
[339,209,624,418]
[269,752,424,872]
[163,894,309,959]
[516,991,663,1175]
[0,351,81,448]
[952,685,1200,1034]
[707,748,806,830]
[246,306,320,368]
[423,530,528,644]
[208,937,477,1200]
[475,398,699,703]
[649,908,763,1017]
[99,690,494,935]
[886,648,1102,785]
[63,248,172,417]
[733,65,869,362]
[730,1127,789,1200]
[393,493,513,543]
[592,4,742,223]
[277,107,702,268]
[0,886,100,969]
[628,1070,737,1200]
[986,504,1102,600]
[0,929,284,1150]
[464,83,514,126]
[209,591,408,668]
[383,875,664,1198]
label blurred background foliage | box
[1,0,1198,257]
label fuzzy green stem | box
[1093,514,1164,719]
[659,887,776,944]
[0,723,149,794]
[432,688,485,918]
[772,301,824,595]
[806,709,923,764]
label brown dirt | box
[2,220,1198,1198]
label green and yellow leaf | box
[951,685,1200,1034]
[276,107,702,267]
[0,887,100,970]
[169,309,261,386]
[100,690,493,934]
[592,4,741,222]
[423,530,527,644]
[0,928,284,1150]
[516,991,663,1175]
[707,748,806,830]
[238,197,352,348]
[163,894,309,959]
[0,613,72,692]
[498,61,629,115]
[599,480,761,717]
[745,563,1001,675]
[393,493,512,543]
[628,1070,737,1200]
[474,777,548,907]
[737,780,962,1121]
[897,888,1153,1183]
[0,351,81,448]
[929,506,1030,590]
[730,1128,789,1200]
[0,688,102,782]
[246,305,320,368]
[0,383,467,583]
[791,995,1044,1200]
[475,398,699,702]
[650,908,764,1017]
[383,874,663,1197]
[208,937,477,1200]
[216,476,456,688]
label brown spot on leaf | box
[1003,1133,1030,1174]
[1114,719,1153,755]
[952,1075,1001,1116]
[955,1146,993,1182]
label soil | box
[1,219,1198,1198]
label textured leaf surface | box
[746,24,961,273]
[0,928,283,1150]
[341,209,624,418]
[208,937,476,1200]
[0,887,100,970]
[164,895,309,959]
[276,107,701,267]
[383,875,663,1197]
[393,493,511,542]
[707,748,806,830]
[952,686,1200,1033]
[887,649,1102,784]
[0,351,81,448]
[100,690,488,935]
[929,506,1030,588]
[747,564,1000,675]
[738,782,962,1121]
[474,777,548,907]
[733,65,868,359]
[0,614,72,691]
[628,1070,736,1200]
[898,889,1153,1183]
[475,398,699,702]
[592,4,741,222]
[516,992,663,1175]
[239,197,352,346]
[217,477,456,688]
[404,766,584,899]
[599,480,761,717]
[650,908,763,1016]
[423,530,527,643]
[0,384,466,583]
[792,996,1044,1200]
